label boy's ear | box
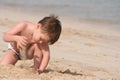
[37,24,42,29]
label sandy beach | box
[0,8,120,80]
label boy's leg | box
[0,50,19,65]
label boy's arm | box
[3,22,26,42]
[3,22,28,49]
[38,43,50,73]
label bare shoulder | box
[17,21,30,26]
[22,21,35,27]
[16,21,34,29]
[22,21,34,25]
[4,21,34,35]
[15,21,27,29]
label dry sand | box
[0,8,120,80]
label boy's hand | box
[16,36,28,49]
[37,69,43,74]
[34,69,43,75]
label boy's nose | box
[39,40,43,44]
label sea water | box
[0,0,120,29]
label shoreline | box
[0,4,120,25]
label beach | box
[0,6,120,80]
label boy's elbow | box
[3,34,6,41]
[3,33,8,42]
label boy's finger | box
[37,69,43,74]
[21,41,27,46]
[21,38,28,45]
[18,43,24,49]
[23,36,29,41]
[17,44,21,50]
[20,43,26,47]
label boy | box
[0,15,62,74]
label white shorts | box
[8,43,21,60]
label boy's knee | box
[33,43,37,47]
[33,43,39,48]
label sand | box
[0,8,120,80]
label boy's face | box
[32,24,50,44]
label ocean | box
[0,0,120,23]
